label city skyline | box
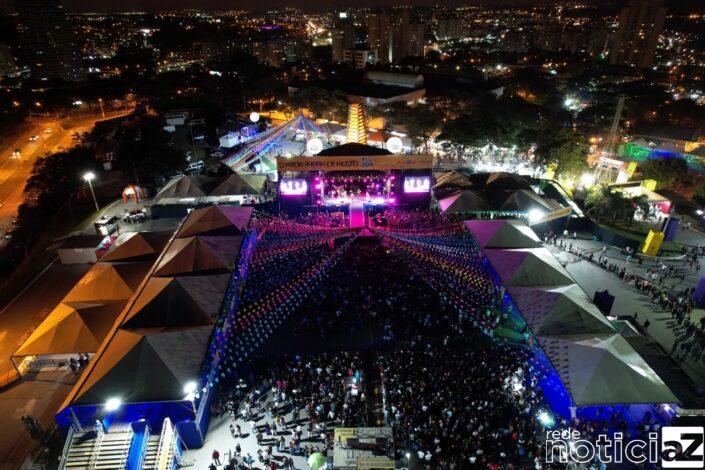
[0,0,629,13]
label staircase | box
[61,428,102,470]
[59,419,179,470]
[141,435,160,469]
[59,424,132,470]
[91,427,133,469]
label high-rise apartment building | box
[367,11,391,64]
[437,17,464,40]
[14,0,85,82]
[331,12,355,63]
[609,0,667,68]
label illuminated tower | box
[346,103,367,145]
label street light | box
[98,98,105,118]
[83,172,100,212]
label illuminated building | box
[346,103,368,145]
[15,0,86,82]
[610,0,667,68]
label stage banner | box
[277,154,434,172]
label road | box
[0,109,134,239]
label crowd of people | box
[379,333,547,468]
[207,220,558,469]
[211,352,365,469]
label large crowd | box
[208,221,556,469]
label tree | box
[585,185,632,224]
[637,157,688,189]
[534,129,588,180]
[380,103,443,152]
[287,87,348,121]
[13,147,98,255]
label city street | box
[0,109,134,243]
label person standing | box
[212,449,221,466]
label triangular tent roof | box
[485,172,531,192]
[14,301,124,357]
[484,248,573,287]
[538,334,678,405]
[100,231,172,262]
[465,220,542,249]
[209,174,267,196]
[63,262,149,303]
[176,206,253,238]
[154,175,218,200]
[121,275,230,329]
[154,236,242,277]
[438,190,493,213]
[507,284,615,337]
[432,171,475,199]
[71,326,213,405]
[500,189,560,212]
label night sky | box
[1,0,556,13]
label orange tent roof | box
[153,236,242,277]
[176,206,253,238]
[63,262,149,303]
[14,301,124,356]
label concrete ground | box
[0,367,79,470]
[546,238,705,386]
[184,392,325,470]
[0,261,91,468]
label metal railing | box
[86,424,105,470]
[57,425,77,470]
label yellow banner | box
[277,155,434,172]
[357,457,396,469]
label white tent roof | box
[474,220,677,405]
[154,175,218,200]
[438,190,492,213]
[500,189,562,212]
[507,284,615,337]
[209,174,267,196]
[538,334,678,405]
[465,220,542,249]
[484,248,574,287]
